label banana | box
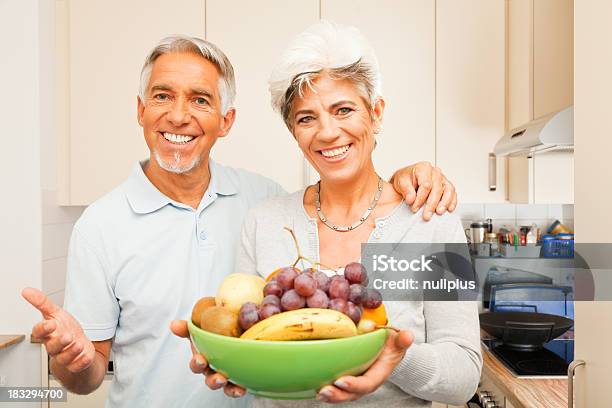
[240,308,358,341]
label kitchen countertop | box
[482,343,570,408]
[0,334,25,350]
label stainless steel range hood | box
[494,106,573,156]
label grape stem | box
[283,227,338,273]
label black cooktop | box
[483,338,574,377]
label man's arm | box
[50,340,111,395]
[390,162,458,220]
[22,288,110,395]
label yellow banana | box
[240,308,358,341]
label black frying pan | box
[479,312,574,350]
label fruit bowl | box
[188,320,387,400]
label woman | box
[232,21,482,407]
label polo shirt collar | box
[125,159,238,214]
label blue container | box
[541,234,574,258]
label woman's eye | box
[297,116,314,124]
[337,107,353,115]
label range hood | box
[494,106,573,156]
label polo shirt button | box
[373,231,382,239]
[199,231,207,240]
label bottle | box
[526,224,538,244]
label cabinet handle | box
[567,359,585,408]
[488,153,496,191]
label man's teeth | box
[163,132,194,144]
[321,145,350,158]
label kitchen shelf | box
[0,335,25,350]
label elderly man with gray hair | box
[22,33,458,408]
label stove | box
[482,338,574,378]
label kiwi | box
[200,306,243,337]
[191,297,217,328]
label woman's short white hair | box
[139,35,236,115]
[269,20,382,128]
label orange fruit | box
[361,303,388,326]
[265,268,282,282]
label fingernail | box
[195,355,205,366]
[437,205,445,213]
[334,380,347,389]
[232,390,242,398]
[316,390,331,401]
[425,211,432,218]
[215,378,226,386]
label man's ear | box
[218,107,236,138]
[137,96,145,127]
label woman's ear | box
[372,97,385,130]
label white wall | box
[455,203,574,233]
[0,0,44,405]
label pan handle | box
[567,359,585,408]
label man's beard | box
[153,149,201,174]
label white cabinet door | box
[507,0,533,131]
[205,0,319,192]
[321,0,436,181]
[533,0,573,119]
[436,0,506,203]
[59,0,206,205]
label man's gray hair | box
[268,20,382,128]
[139,35,236,114]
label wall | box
[455,203,574,234]
[0,0,44,406]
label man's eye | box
[337,107,353,115]
[194,97,208,105]
[154,93,169,101]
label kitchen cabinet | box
[206,0,318,192]
[320,0,435,183]
[56,0,206,205]
[58,0,506,204]
[506,0,573,204]
[436,0,506,203]
[507,0,573,130]
[507,150,573,204]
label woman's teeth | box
[163,132,194,144]
[321,145,350,158]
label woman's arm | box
[386,301,482,405]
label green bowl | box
[188,320,387,400]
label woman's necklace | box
[314,175,383,232]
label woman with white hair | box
[203,21,482,407]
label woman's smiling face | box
[290,73,384,184]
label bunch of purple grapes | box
[238,262,382,331]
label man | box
[22,36,457,408]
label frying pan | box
[479,311,574,350]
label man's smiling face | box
[137,52,234,174]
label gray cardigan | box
[236,190,482,407]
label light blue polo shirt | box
[63,159,285,408]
